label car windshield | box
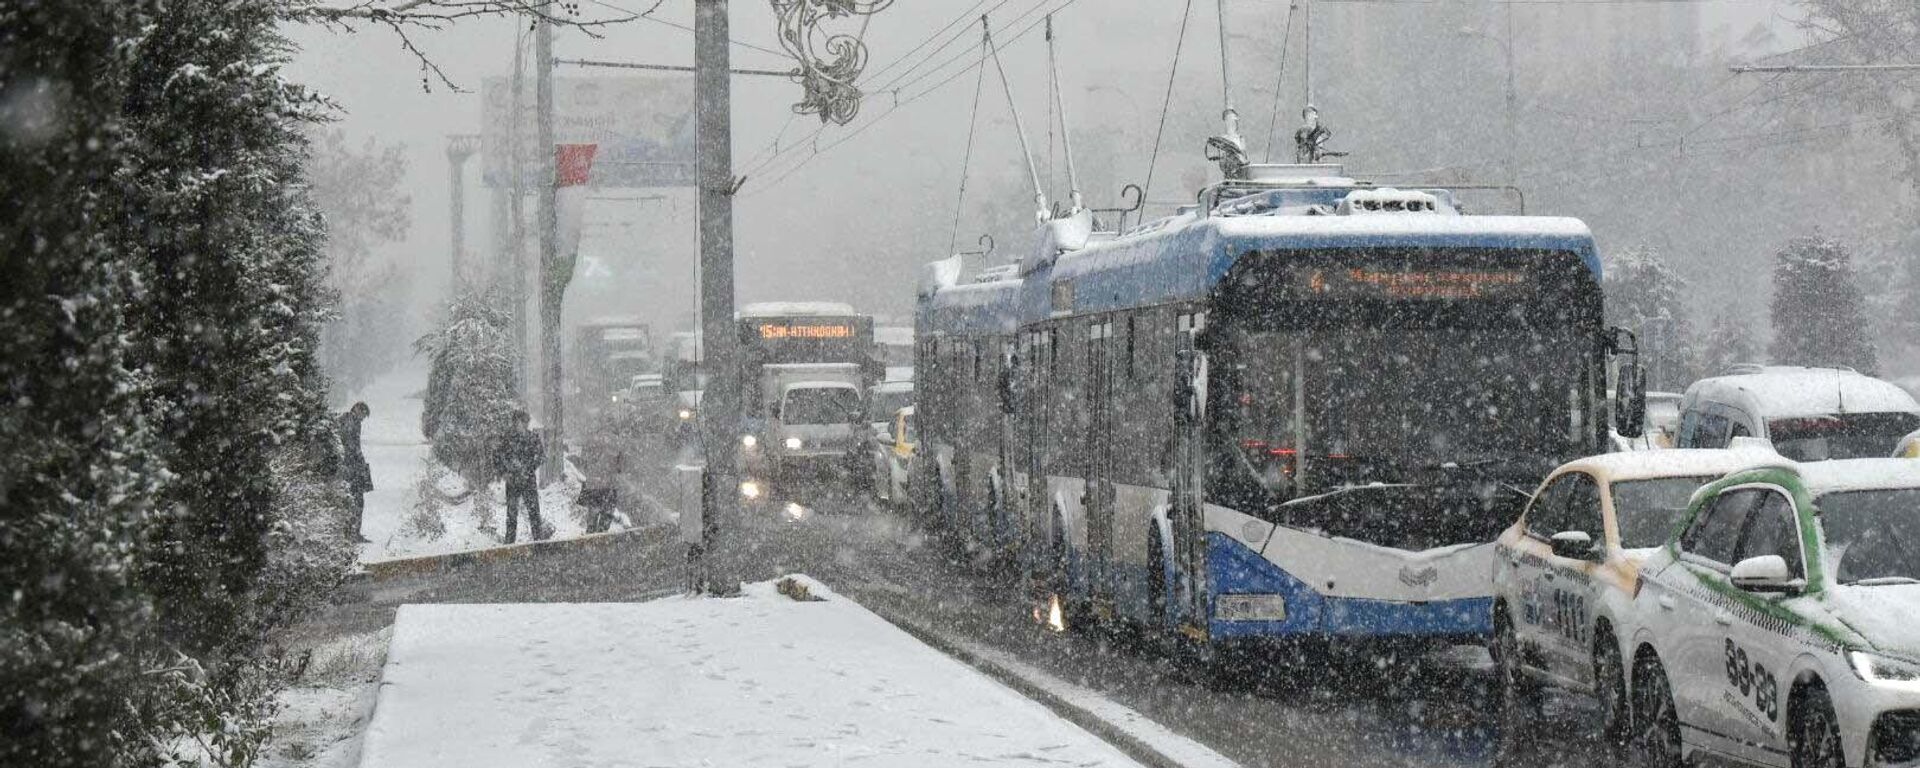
[1769,413,1920,461]
[1817,489,1920,584]
[1611,476,1713,548]
[783,387,859,425]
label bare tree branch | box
[293,0,642,91]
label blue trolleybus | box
[913,167,1645,656]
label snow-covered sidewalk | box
[358,576,1146,768]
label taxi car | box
[870,406,916,506]
[1624,458,1920,768]
[1493,449,1762,752]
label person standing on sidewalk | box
[338,401,373,543]
[494,409,547,544]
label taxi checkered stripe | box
[1677,578,1812,644]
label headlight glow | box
[784,437,804,450]
[739,480,762,499]
[1849,649,1920,688]
[741,434,757,448]
[783,502,808,520]
[678,409,694,420]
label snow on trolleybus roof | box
[1042,185,1598,319]
[739,301,859,319]
[1688,365,1920,419]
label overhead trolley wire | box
[1142,0,1198,210]
[741,0,1083,198]
[951,32,992,255]
[1263,1,1298,162]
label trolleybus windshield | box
[1205,247,1602,543]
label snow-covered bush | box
[403,458,454,542]
[417,286,521,488]
[1603,245,1697,389]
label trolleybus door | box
[1171,312,1209,631]
[1086,320,1116,610]
[1027,329,1054,583]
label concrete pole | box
[449,148,466,283]
[1503,2,1517,187]
[695,0,743,594]
[509,31,530,400]
[536,16,565,479]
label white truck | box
[742,363,867,504]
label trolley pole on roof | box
[694,0,744,595]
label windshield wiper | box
[1843,577,1920,586]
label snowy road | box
[301,498,1613,768]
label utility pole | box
[694,0,743,595]
[509,30,530,400]
[536,15,565,478]
[1503,2,1516,186]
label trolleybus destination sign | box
[1290,265,1531,301]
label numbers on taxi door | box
[1724,638,1779,722]
[1547,587,1588,643]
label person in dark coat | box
[494,408,546,543]
[339,402,373,543]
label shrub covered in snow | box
[416,286,521,490]
[1771,232,1878,375]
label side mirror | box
[1550,530,1600,561]
[1730,555,1800,593]
[1174,348,1201,425]
[1608,328,1647,439]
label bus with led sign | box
[913,174,1648,662]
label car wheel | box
[1790,684,1844,768]
[1631,654,1684,768]
[1594,629,1629,755]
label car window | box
[1817,489,1920,584]
[1733,491,1804,578]
[901,414,917,443]
[1682,488,1763,565]
[1610,476,1713,549]
[1690,410,1731,449]
[1527,473,1594,539]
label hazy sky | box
[288,0,1806,336]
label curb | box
[863,601,1241,768]
[347,525,674,584]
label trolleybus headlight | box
[741,434,758,449]
[1849,649,1920,689]
[784,436,804,450]
[783,502,808,520]
[739,480,763,500]
[1215,594,1289,622]
[678,408,694,421]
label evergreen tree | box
[1697,309,1762,378]
[1,4,170,764]
[1604,245,1696,389]
[1769,232,1879,374]
[417,285,521,487]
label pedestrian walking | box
[339,401,373,543]
[494,409,547,543]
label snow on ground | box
[358,576,1146,768]
[258,628,391,768]
[343,365,617,565]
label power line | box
[741,0,1082,197]
[737,0,1063,182]
[584,0,789,58]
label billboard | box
[481,76,696,188]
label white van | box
[1676,365,1920,461]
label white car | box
[1623,458,1920,768]
[1493,449,1762,755]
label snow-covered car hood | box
[1828,584,1920,657]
